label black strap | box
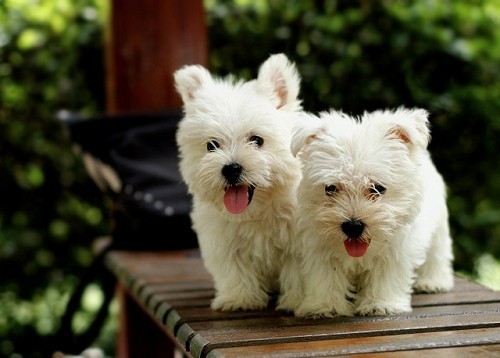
[51,241,116,355]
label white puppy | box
[174,54,302,311]
[289,107,454,317]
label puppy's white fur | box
[287,108,454,318]
[174,54,302,311]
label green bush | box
[0,0,499,356]
[0,1,110,356]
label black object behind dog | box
[52,109,198,354]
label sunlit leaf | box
[17,28,45,49]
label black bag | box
[52,109,198,354]
[61,109,198,250]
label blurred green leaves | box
[1,0,110,356]
[14,163,45,189]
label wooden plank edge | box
[204,326,500,358]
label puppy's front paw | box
[413,276,454,293]
[356,299,411,316]
[276,292,302,313]
[211,291,269,311]
[295,298,354,319]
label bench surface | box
[105,250,500,357]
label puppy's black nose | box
[341,220,365,238]
[222,163,243,185]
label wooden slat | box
[350,344,500,357]
[451,276,494,292]
[139,283,213,309]
[206,327,500,357]
[412,290,500,307]
[185,303,500,355]
[105,251,500,358]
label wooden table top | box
[105,250,500,357]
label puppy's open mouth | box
[223,184,255,214]
[344,237,371,258]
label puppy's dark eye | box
[370,184,386,195]
[325,184,338,196]
[207,140,220,152]
[249,135,264,147]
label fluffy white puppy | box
[174,54,302,311]
[290,107,454,317]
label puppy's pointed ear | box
[256,53,301,111]
[174,65,213,104]
[291,113,321,157]
[387,107,431,149]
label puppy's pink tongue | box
[224,185,249,214]
[344,238,369,257]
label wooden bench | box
[105,249,500,357]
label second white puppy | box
[174,54,302,311]
[290,107,454,317]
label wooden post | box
[104,1,208,355]
[105,0,208,114]
[116,286,178,358]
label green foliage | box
[0,0,110,356]
[0,0,499,356]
